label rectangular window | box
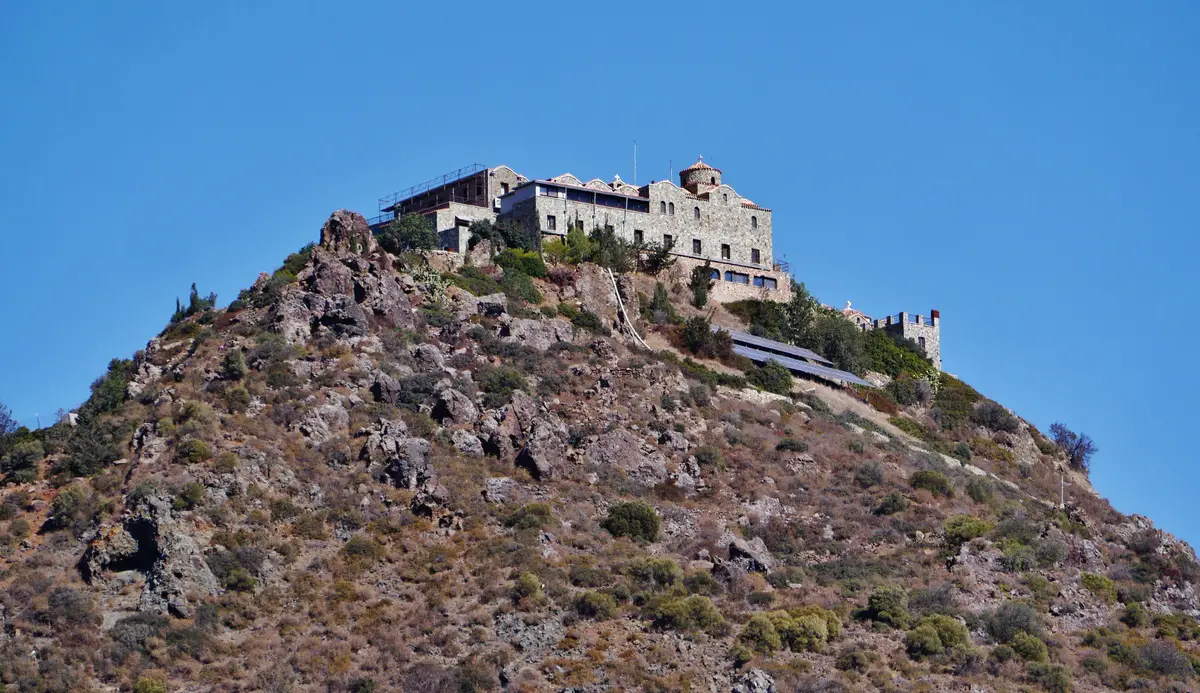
[919,336,927,349]
[663,234,673,248]
[501,183,510,195]
[721,244,731,260]
[753,276,778,289]
[634,229,644,244]
[724,271,749,284]
[692,239,702,255]
[751,248,761,264]
[547,215,557,231]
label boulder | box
[586,428,669,488]
[731,669,776,693]
[500,317,574,351]
[516,415,569,481]
[370,371,402,404]
[319,209,376,255]
[434,388,478,425]
[451,429,485,457]
[725,534,777,574]
[484,477,520,504]
[357,419,434,490]
[296,399,349,445]
[412,343,446,372]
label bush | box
[746,360,793,395]
[965,476,993,504]
[1010,631,1049,662]
[689,263,714,308]
[932,374,981,429]
[944,515,993,550]
[501,270,543,304]
[504,502,553,530]
[601,502,662,542]
[865,585,910,628]
[644,595,723,632]
[1081,572,1117,603]
[626,557,682,590]
[451,266,503,296]
[377,213,437,253]
[904,614,972,661]
[133,678,168,693]
[875,492,908,516]
[512,572,541,602]
[48,485,97,537]
[910,469,953,497]
[863,330,934,379]
[890,416,929,439]
[693,446,724,470]
[1121,602,1149,628]
[222,349,248,380]
[494,248,547,278]
[1026,663,1072,693]
[776,438,808,452]
[739,613,782,654]
[906,623,945,658]
[570,310,610,336]
[972,400,1020,433]
[478,366,528,408]
[678,317,733,360]
[855,461,884,488]
[1,440,43,484]
[175,438,212,465]
[574,591,618,620]
[984,601,1043,643]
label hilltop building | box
[842,302,942,370]
[370,159,942,367]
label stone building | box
[372,158,789,300]
[841,302,942,370]
[371,164,527,253]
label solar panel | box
[715,327,834,366]
[733,344,875,388]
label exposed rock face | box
[586,428,669,488]
[357,419,434,490]
[319,209,376,255]
[412,343,446,372]
[500,316,574,351]
[296,398,350,445]
[451,429,485,457]
[516,414,569,481]
[82,493,220,617]
[725,534,777,574]
[731,669,776,693]
[370,371,402,404]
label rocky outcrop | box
[357,419,433,490]
[433,388,478,426]
[500,316,574,351]
[586,428,669,488]
[81,492,220,617]
[319,209,376,255]
[731,669,776,693]
[724,533,777,574]
[296,397,350,445]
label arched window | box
[668,202,675,215]
[751,216,758,229]
[723,193,728,202]
[710,176,716,184]
[659,201,666,214]
[693,207,700,219]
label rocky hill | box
[1,210,1198,693]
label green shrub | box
[739,613,782,654]
[574,590,618,619]
[133,678,168,693]
[1,440,43,484]
[601,502,662,542]
[1010,631,1049,662]
[910,469,953,497]
[689,263,713,308]
[747,360,793,395]
[571,310,610,336]
[451,266,503,296]
[644,595,723,632]
[875,492,908,516]
[863,329,934,379]
[943,515,993,550]
[504,502,553,530]
[172,482,206,511]
[693,446,724,470]
[627,557,683,590]
[1081,572,1117,603]
[1026,663,1072,693]
[864,585,910,629]
[890,416,928,439]
[775,438,808,452]
[984,601,1044,643]
[906,623,945,658]
[1121,602,1149,628]
[932,374,981,429]
[175,439,212,465]
[678,317,733,360]
[495,248,548,278]
[222,350,248,380]
[501,270,543,304]
[966,476,993,503]
[1000,544,1037,572]
[478,366,528,408]
[512,572,542,601]
[377,213,437,253]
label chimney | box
[930,309,940,326]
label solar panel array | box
[733,344,875,388]
[716,327,834,366]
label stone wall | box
[878,311,941,370]
[431,202,496,253]
[669,256,793,304]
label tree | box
[468,218,538,252]
[689,263,714,308]
[1049,422,1097,473]
[171,283,217,323]
[801,312,865,374]
[587,225,634,272]
[639,239,676,274]
[378,213,438,254]
[0,401,17,435]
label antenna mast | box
[633,141,637,186]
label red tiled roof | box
[681,156,721,174]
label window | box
[660,201,666,214]
[668,202,675,215]
[477,183,485,197]
[751,248,761,264]
[692,239,702,254]
[751,215,758,229]
[663,234,673,248]
[547,215,557,231]
[501,182,510,195]
[752,276,778,290]
[919,336,927,350]
[721,244,731,260]
[634,229,644,244]
[693,206,700,219]
[710,176,716,184]
[723,193,728,202]
[708,268,720,280]
[724,271,749,284]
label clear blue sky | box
[2,3,1198,543]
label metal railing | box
[378,163,486,211]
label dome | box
[679,155,722,193]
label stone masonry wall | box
[671,255,793,304]
[880,312,941,370]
